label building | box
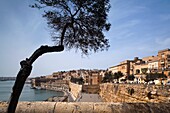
[158,48,170,76]
[109,48,170,78]
[109,60,133,76]
[84,70,103,85]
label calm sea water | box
[0,81,64,101]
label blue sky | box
[0,0,170,77]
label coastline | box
[44,90,67,102]
[0,81,64,101]
[33,86,73,102]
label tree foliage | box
[102,71,124,83]
[32,0,111,55]
[126,74,135,81]
[113,71,124,80]
[145,73,167,82]
[102,71,113,82]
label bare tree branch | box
[7,45,64,113]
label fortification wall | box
[69,82,82,100]
[99,83,170,103]
[82,85,100,93]
[1,102,170,113]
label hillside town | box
[30,48,170,103]
[32,48,170,87]
[108,48,170,85]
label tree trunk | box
[7,45,64,113]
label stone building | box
[109,60,133,76]
[158,48,170,76]
[109,48,170,77]
[84,71,103,85]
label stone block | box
[16,102,55,113]
[0,102,7,113]
[54,102,94,113]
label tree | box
[102,71,113,82]
[7,0,111,113]
[126,74,135,81]
[32,0,111,55]
[113,71,124,81]
[145,73,167,82]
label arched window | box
[136,69,140,74]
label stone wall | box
[69,82,82,100]
[1,102,170,113]
[99,83,170,103]
[40,80,69,91]
[82,85,100,94]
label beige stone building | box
[84,71,103,85]
[109,60,133,76]
[158,49,170,76]
[109,48,170,77]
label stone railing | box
[1,102,170,113]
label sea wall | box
[1,102,170,113]
[99,83,170,103]
[69,82,82,100]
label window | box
[136,69,140,74]
[167,60,170,63]
[122,66,125,69]
[167,55,170,58]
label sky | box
[0,0,170,77]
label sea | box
[0,80,64,101]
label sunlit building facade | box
[109,48,170,77]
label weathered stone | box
[100,83,170,103]
[15,102,55,113]
[0,101,7,113]
[93,102,123,113]
[1,102,170,113]
[54,102,93,113]
[69,82,82,100]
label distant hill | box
[0,77,16,81]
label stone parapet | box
[1,102,170,113]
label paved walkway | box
[65,91,75,102]
[78,93,102,102]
